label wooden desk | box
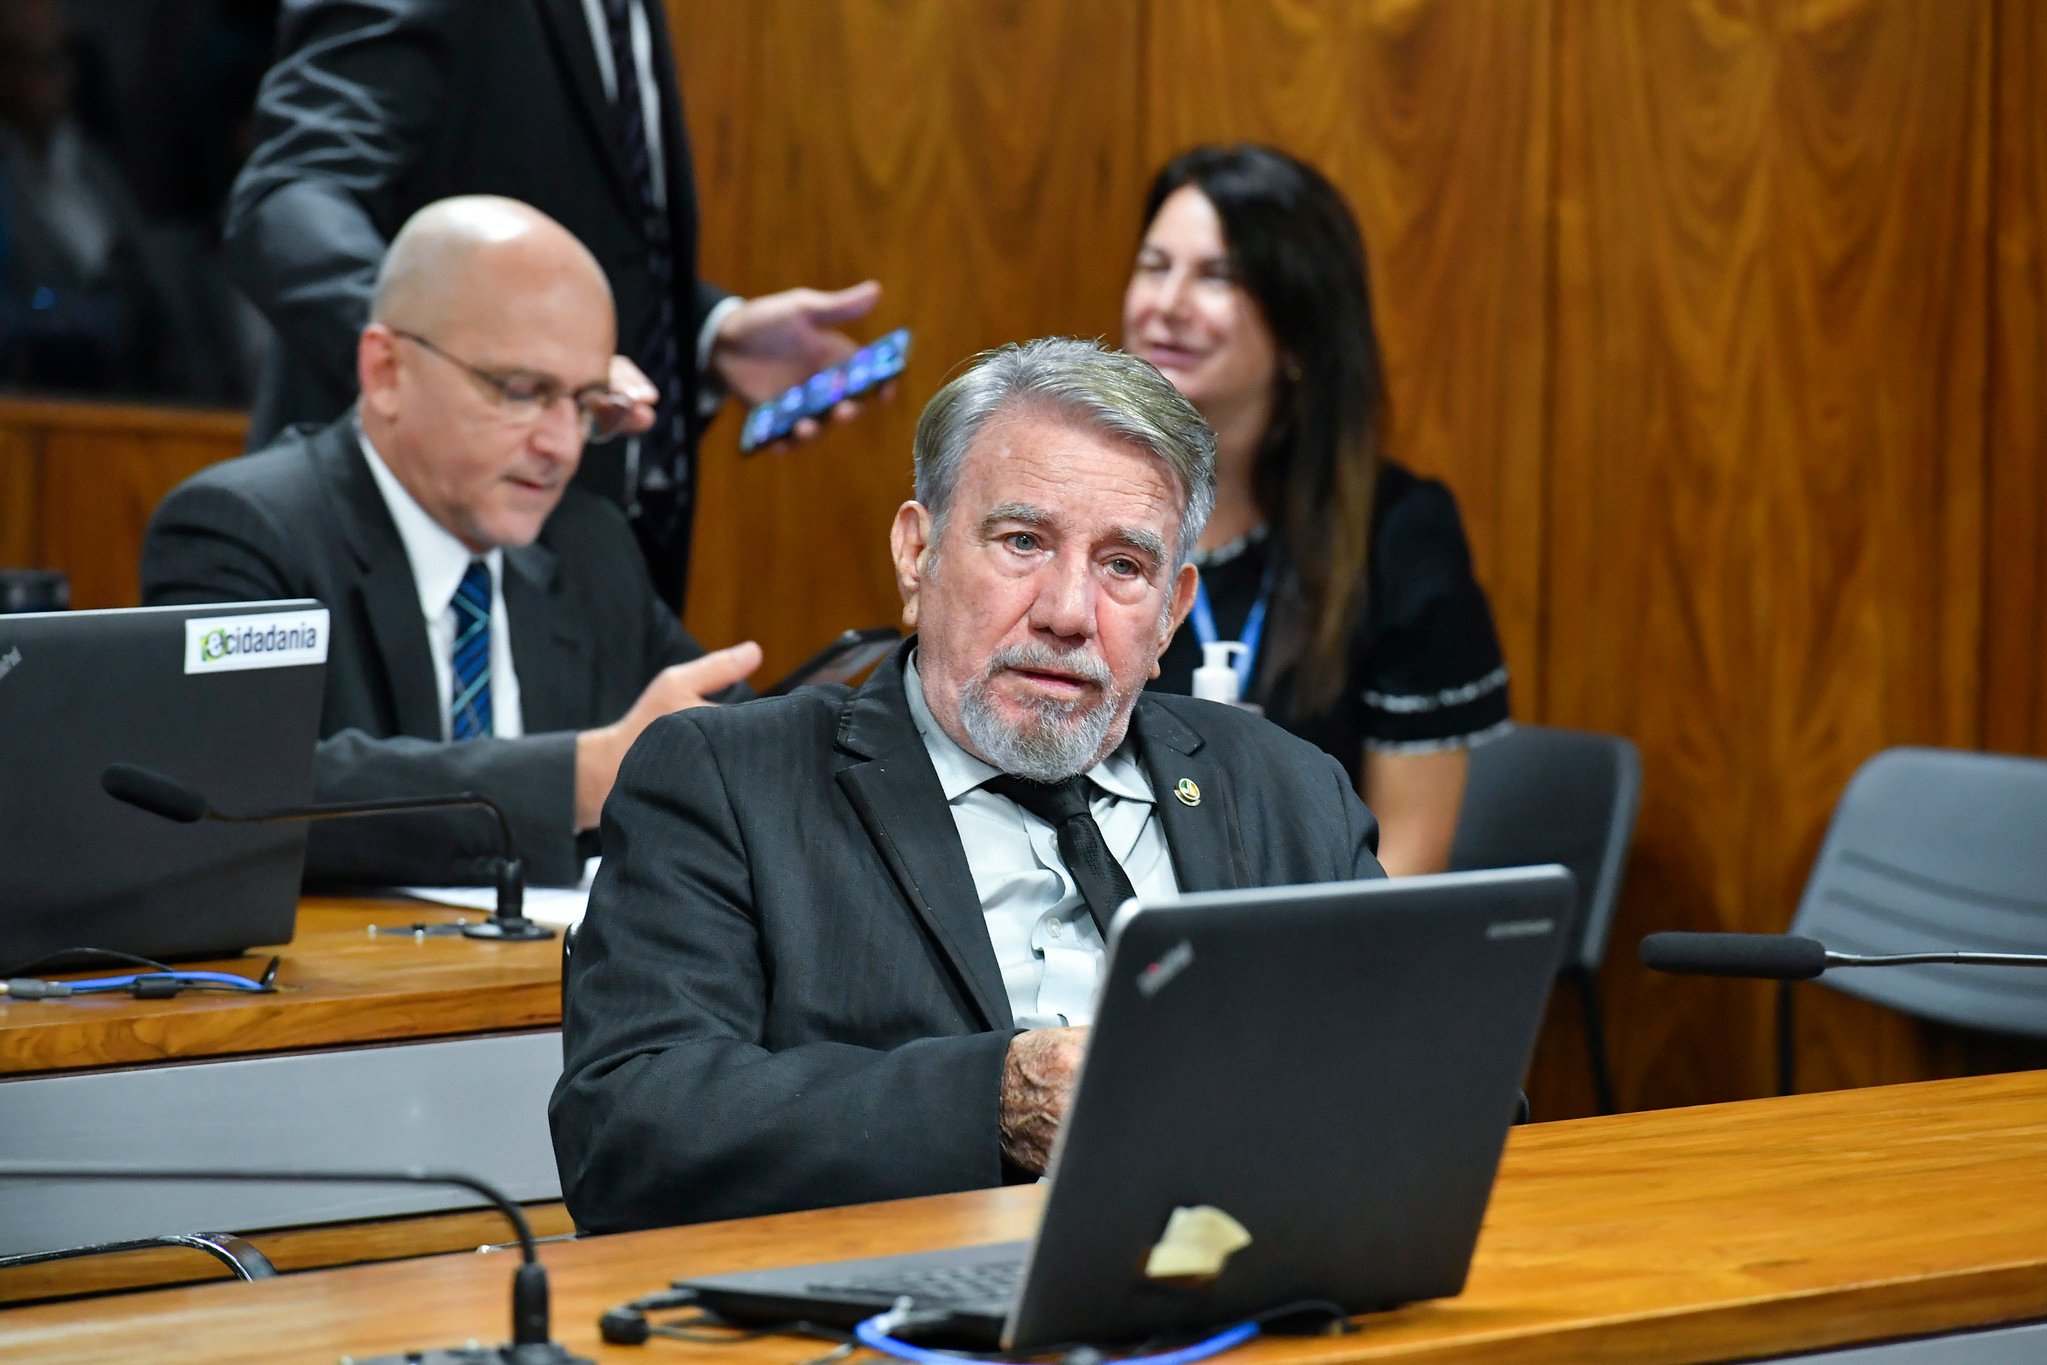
[0,899,562,1074]
[4,1072,2044,1363]
[0,900,572,1300]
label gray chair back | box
[1450,724,1642,977]
[1788,747,2047,1039]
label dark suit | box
[140,414,707,887]
[223,0,726,598]
[551,646,1383,1233]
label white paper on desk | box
[397,857,599,927]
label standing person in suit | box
[551,337,1383,1233]
[1123,145,1512,876]
[143,196,760,888]
[223,0,884,609]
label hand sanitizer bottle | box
[1191,641,1252,707]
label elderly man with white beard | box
[551,337,1385,1234]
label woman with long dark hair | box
[1124,143,1509,875]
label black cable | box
[657,1314,852,1345]
[1245,1300,1356,1334]
[795,1340,861,1365]
[596,1290,1352,1358]
[599,1289,860,1351]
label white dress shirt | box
[359,432,524,739]
[905,657,1180,1028]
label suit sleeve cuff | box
[695,294,747,417]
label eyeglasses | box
[389,329,636,444]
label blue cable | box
[55,971,272,994]
[852,1309,1260,1365]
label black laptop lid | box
[1005,866,1570,1348]
[0,601,328,966]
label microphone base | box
[460,917,556,942]
[349,1343,592,1364]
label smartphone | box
[739,328,910,452]
[762,627,901,696]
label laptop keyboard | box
[807,1255,1025,1307]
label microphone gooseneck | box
[1824,948,2047,969]
[100,763,547,941]
[0,1163,586,1363]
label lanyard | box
[1189,560,1276,698]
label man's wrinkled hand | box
[999,1026,1087,1175]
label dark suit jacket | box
[139,414,707,886]
[223,0,727,522]
[550,645,1384,1233]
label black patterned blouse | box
[1150,462,1511,787]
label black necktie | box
[600,0,687,532]
[983,774,1138,938]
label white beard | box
[959,642,1125,781]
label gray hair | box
[912,337,1216,566]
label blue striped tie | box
[449,560,493,741]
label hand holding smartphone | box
[739,329,910,453]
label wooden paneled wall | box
[669,0,2047,1116]
[0,400,247,610]
[3,2,2036,1117]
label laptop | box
[677,865,1573,1350]
[0,600,328,968]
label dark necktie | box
[449,559,493,740]
[599,0,688,533]
[983,774,1138,938]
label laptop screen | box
[0,600,327,966]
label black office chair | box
[1450,724,1642,1114]
[1778,746,2047,1094]
[0,569,67,614]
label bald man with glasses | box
[142,196,760,888]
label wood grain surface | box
[0,398,247,610]
[0,900,562,1074]
[4,1072,2045,1364]
[7,0,2046,1119]
[1143,0,1553,721]
[670,0,1146,676]
[1547,0,1999,1108]
[1986,0,2047,758]
[0,1201,574,1308]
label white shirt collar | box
[358,427,504,622]
[903,652,1154,805]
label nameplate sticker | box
[184,608,330,674]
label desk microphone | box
[1640,931,2047,980]
[101,762,550,941]
[0,1163,589,1364]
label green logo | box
[201,630,228,661]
